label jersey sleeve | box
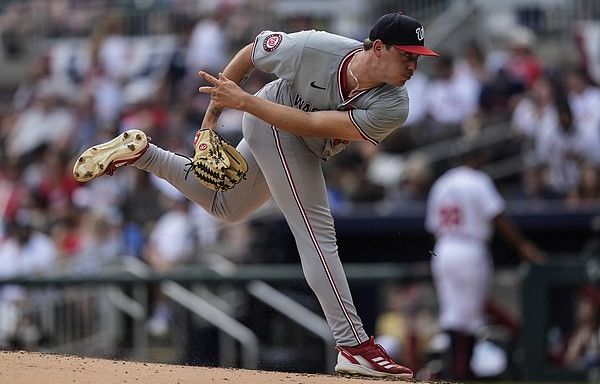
[479,175,505,219]
[252,30,309,82]
[424,183,440,234]
[349,89,409,144]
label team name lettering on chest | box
[293,93,322,112]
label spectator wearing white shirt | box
[456,41,492,85]
[565,66,600,165]
[421,55,480,144]
[6,80,76,159]
[511,75,555,142]
[7,212,57,275]
[90,13,130,83]
[428,55,479,125]
[536,100,593,196]
[186,14,229,77]
[144,193,194,272]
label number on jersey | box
[439,205,462,230]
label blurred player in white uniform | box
[425,140,545,380]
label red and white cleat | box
[73,129,149,182]
[335,336,413,378]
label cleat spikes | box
[72,129,149,182]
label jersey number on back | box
[439,205,462,230]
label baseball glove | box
[189,129,248,191]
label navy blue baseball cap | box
[369,13,439,57]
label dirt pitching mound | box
[0,350,417,383]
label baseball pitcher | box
[73,13,438,378]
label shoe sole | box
[335,362,413,379]
[73,130,147,182]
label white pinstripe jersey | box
[251,30,409,160]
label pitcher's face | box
[375,41,420,86]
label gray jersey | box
[252,30,409,160]
[132,28,414,349]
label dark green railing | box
[0,262,430,286]
[521,257,600,381]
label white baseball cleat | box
[73,129,149,182]
[335,336,413,378]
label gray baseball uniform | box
[133,29,409,346]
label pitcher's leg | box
[134,140,271,222]
[244,123,367,346]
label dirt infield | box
[0,351,416,384]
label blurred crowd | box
[0,1,278,274]
[0,0,598,378]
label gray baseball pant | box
[134,111,368,347]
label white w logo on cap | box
[415,27,424,41]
